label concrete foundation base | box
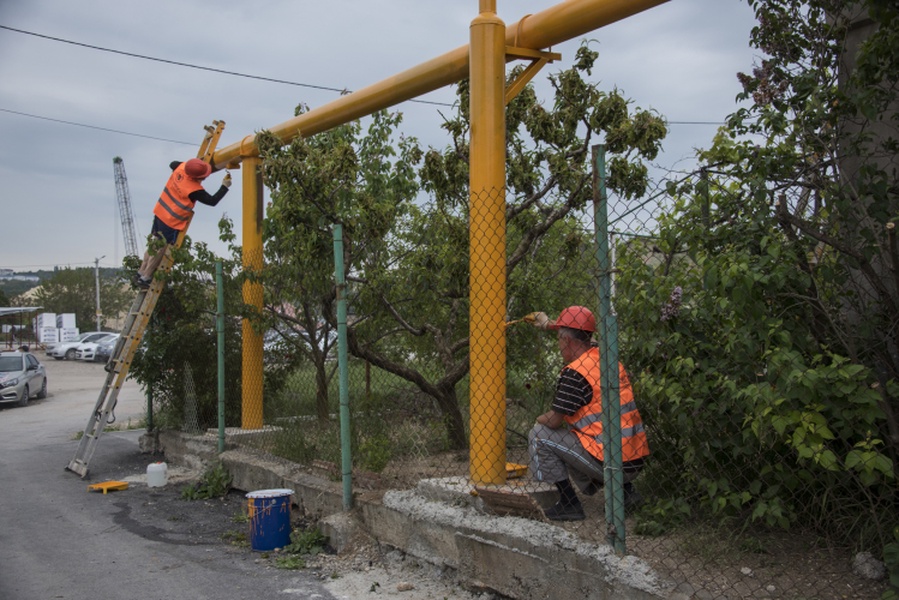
[154,430,671,600]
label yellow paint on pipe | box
[209,0,668,169]
[469,3,507,486]
[241,157,264,429]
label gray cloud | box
[0,0,757,271]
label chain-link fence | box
[146,152,896,599]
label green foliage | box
[252,42,666,451]
[181,462,232,500]
[32,266,131,330]
[633,497,693,537]
[617,0,899,555]
[262,359,456,471]
[357,433,392,473]
[273,527,329,570]
[283,527,328,555]
[129,238,244,431]
[221,529,249,547]
[270,419,339,467]
[884,526,899,599]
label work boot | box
[544,501,586,522]
[583,479,603,496]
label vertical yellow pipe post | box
[469,0,507,485]
[241,157,264,429]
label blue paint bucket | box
[246,489,293,551]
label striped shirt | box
[551,367,593,416]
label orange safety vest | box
[564,347,650,463]
[153,162,204,231]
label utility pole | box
[94,256,105,331]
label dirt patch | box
[101,466,504,600]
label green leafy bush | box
[181,462,232,500]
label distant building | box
[0,270,39,282]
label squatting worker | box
[135,158,231,288]
[526,305,650,521]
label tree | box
[717,0,898,465]
[615,0,898,552]
[256,108,420,422]
[128,234,244,430]
[257,43,666,449]
[33,267,131,331]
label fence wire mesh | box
[145,165,896,599]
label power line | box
[0,24,732,145]
[0,25,731,122]
[0,24,454,108]
[0,107,197,145]
[668,121,727,126]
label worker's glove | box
[222,171,232,188]
[523,311,551,330]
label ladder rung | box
[67,121,224,479]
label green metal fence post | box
[593,144,626,554]
[216,261,226,454]
[332,224,353,510]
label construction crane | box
[112,157,140,258]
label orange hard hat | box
[184,158,212,179]
[548,305,596,333]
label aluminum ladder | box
[66,121,225,478]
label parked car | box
[83,334,121,363]
[0,351,48,407]
[76,333,119,361]
[44,330,102,356]
[48,332,115,361]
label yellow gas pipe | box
[209,0,669,467]
[210,0,669,170]
[469,0,508,485]
[241,157,264,429]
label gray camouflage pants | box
[528,423,642,492]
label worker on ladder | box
[135,158,232,288]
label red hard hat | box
[548,305,596,333]
[184,158,212,179]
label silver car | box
[48,332,115,361]
[77,334,121,362]
[0,351,48,407]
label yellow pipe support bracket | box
[504,47,561,105]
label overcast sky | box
[0,0,758,273]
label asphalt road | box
[0,357,336,600]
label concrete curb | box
[153,430,671,600]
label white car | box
[48,332,115,361]
[76,334,121,361]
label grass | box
[222,529,249,547]
[181,462,232,500]
[273,528,329,570]
[71,414,149,440]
